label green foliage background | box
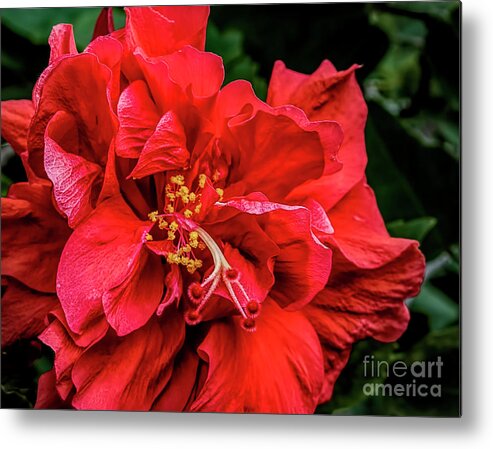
[1,3,460,415]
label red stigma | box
[246,301,259,315]
[185,309,201,325]
[188,282,204,304]
[225,268,239,280]
[241,317,256,332]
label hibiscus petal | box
[84,35,123,110]
[152,347,199,412]
[129,111,190,179]
[191,300,324,413]
[1,278,58,347]
[217,195,332,310]
[29,53,116,177]
[303,244,425,403]
[328,180,420,269]
[270,61,368,209]
[156,265,183,315]
[91,7,115,41]
[35,370,71,409]
[162,46,224,99]
[51,305,109,349]
[134,46,223,125]
[115,80,160,158]
[228,109,342,201]
[48,24,77,64]
[199,211,278,316]
[215,80,263,122]
[40,317,83,400]
[71,314,185,410]
[125,6,209,56]
[1,182,71,293]
[1,100,34,155]
[102,248,164,336]
[44,111,103,228]
[56,195,159,335]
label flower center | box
[146,173,260,332]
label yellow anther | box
[177,186,190,204]
[183,209,193,218]
[170,175,185,186]
[189,240,199,249]
[189,192,197,202]
[167,231,176,241]
[148,210,159,222]
[169,221,179,231]
[166,192,176,201]
[198,242,206,250]
[215,188,224,199]
[198,174,207,189]
[182,244,191,253]
[145,233,153,241]
[194,203,202,214]
[166,252,180,264]
[195,259,203,268]
[158,217,168,229]
[165,184,172,193]
[189,231,198,240]
[180,256,190,266]
[165,204,175,213]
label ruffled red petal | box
[129,111,190,179]
[71,314,185,410]
[270,61,368,209]
[216,194,332,310]
[1,278,58,347]
[29,53,116,178]
[152,347,199,412]
[304,243,424,403]
[1,182,70,292]
[44,111,103,228]
[56,195,161,336]
[227,108,342,201]
[191,299,324,413]
[125,6,209,57]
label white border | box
[2,0,492,447]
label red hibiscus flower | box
[1,6,425,413]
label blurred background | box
[1,2,460,415]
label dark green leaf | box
[387,216,437,242]
[409,283,459,331]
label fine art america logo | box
[362,355,443,398]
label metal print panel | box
[0,2,460,416]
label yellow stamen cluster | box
[198,174,207,189]
[166,233,204,273]
[170,174,185,186]
[163,173,208,220]
[148,210,159,222]
[167,220,179,240]
[176,185,190,204]
[145,173,224,273]
[215,188,224,201]
[189,231,199,248]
